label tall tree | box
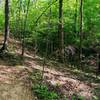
[74,0,78,34]
[79,0,83,66]
[58,0,64,62]
[0,0,10,52]
[22,0,30,56]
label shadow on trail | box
[0,52,100,99]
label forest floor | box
[0,35,100,100]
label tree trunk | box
[58,0,64,62]
[98,54,100,73]
[79,0,83,67]
[74,0,77,34]
[21,0,30,56]
[0,0,10,52]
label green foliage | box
[0,3,4,31]
[0,0,99,59]
[32,84,59,100]
[0,0,98,55]
[30,70,59,100]
[65,95,85,100]
[0,52,24,66]
[29,70,43,84]
[93,88,100,100]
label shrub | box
[32,84,59,100]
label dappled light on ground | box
[0,66,34,100]
[24,53,100,100]
[0,48,99,99]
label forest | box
[0,0,100,100]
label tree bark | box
[74,0,77,34]
[0,0,10,52]
[21,0,30,56]
[58,0,64,62]
[79,0,83,67]
[98,54,100,73]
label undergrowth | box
[30,70,87,100]
[32,84,59,100]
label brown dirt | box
[0,66,34,100]
[0,37,99,100]
[23,52,100,100]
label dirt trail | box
[0,35,34,100]
[0,37,99,100]
[0,52,100,100]
[24,53,100,100]
[0,65,34,100]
